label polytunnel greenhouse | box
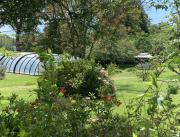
[0,52,59,76]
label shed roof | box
[135,53,153,59]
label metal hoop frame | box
[0,53,41,75]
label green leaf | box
[47,48,52,54]
[151,73,158,88]
[18,129,27,137]
[133,132,138,137]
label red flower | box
[59,87,65,94]
[101,95,113,102]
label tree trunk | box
[16,30,21,51]
[87,42,94,60]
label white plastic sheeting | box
[0,52,59,76]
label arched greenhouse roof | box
[0,52,59,76]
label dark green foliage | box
[0,0,44,31]
[93,38,138,66]
[35,0,150,58]
[135,34,152,53]
[168,85,179,95]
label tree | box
[0,0,44,51]
[93,38,138,66]
[37,0,149,59]
[136,23,172,55]
[0,0,165,55]
[167,0,180,75]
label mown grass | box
[0,73,38,103]
[112,68,180,114]
[0,69,179,110]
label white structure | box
[0,52,59,75]
[135,53,153,69]
[135,53,153,59]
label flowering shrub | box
[55,55,115,98]
[37,52,115,98]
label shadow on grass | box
[115,84,146,93]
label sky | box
[146,7,170,24]
[0,7,170,36]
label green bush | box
[168,84,179,95]
[56,55,115,98]
[107,63,122,76]
[136,69,150,81]
[37,53,115,98]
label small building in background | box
[135,53,153,69]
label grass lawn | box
[112,68,180,114]
[0,69,179,111]
[0,73,38,102]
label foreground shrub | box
[136,68,150,81]
[1,51,178,137]
[0,93,131,137]
[127,74,180,137]
[57,58,115,97]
